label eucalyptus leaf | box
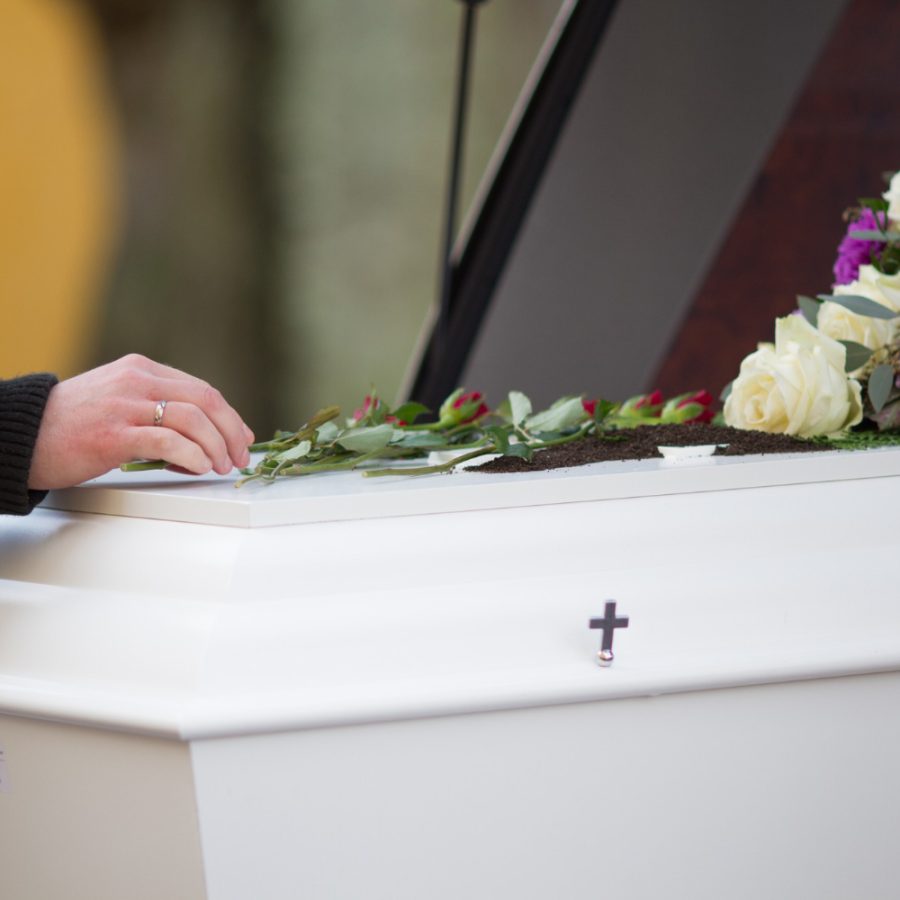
[720,381,733,403]
[336,424,394,453]
[274,440,312,463]
[797,294,820,327]
[871,397,900,431]
[847,230,890,242]
[508,391,533,426]
[525,396,585,432]
[868,364,895,413]
[817,294,899,320]
[838,340,874,373]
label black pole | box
[435,0,485,378]
[409,0,620,408]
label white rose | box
[870,266,900,309]
[818,265,900,368]
[724,315,863,437]
[883,171,900,223]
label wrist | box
[0,373,58,514]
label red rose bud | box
[677,389,714,424]
[582,398,597,417]
[635,389,664,409]
[660,390,714,424]
[620,390,664,418]
[439,389,490,425]
[352,395,405,425]
[353,395,379,421]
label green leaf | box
[530,430,570,442]
[389,430,446,449]
[859,198,889,213]
[797,294,820,326]
[837,340,874,373]
[274,440,312,463]
[508,391,533,426]
[390,401,430,424]
[592,399,617,424]
[817,294,899,320]
[484,425,510,453]
[336,424,394,453]
[868,364,895,414]
[525,396,585,432]
[504,442,533,461]
[666,402,704,423]
[720,381,733,403]
[316,421,340,444]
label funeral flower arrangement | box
[225,387,716,485]
[122,171,900,484]
[723,171,900,440]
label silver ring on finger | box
[153,400,168,427]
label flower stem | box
[120,459,168,472]
[363,447,494,478]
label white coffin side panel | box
[0,450,899,739]
[0,713,206,900]
[2,449,900,898]
[191,673,900,900]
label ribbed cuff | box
[0,373,58,515]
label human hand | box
[28,354,255,490]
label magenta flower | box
[833,208,887,285]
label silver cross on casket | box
[589,601,629,667]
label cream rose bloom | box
[724,315,863,437]
[883,171,900,223]
[818,265,900,368]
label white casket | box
[2,448,900,899]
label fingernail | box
[240,449,251,467]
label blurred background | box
[5,0,900,436]
[1,0,558,434]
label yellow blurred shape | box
[0,0,119,378]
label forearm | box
[0,373,59,515]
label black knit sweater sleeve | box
[0,373,58,515]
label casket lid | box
[40,445,900,528]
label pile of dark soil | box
[472,424,828,474]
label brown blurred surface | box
[653,0,900,399]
